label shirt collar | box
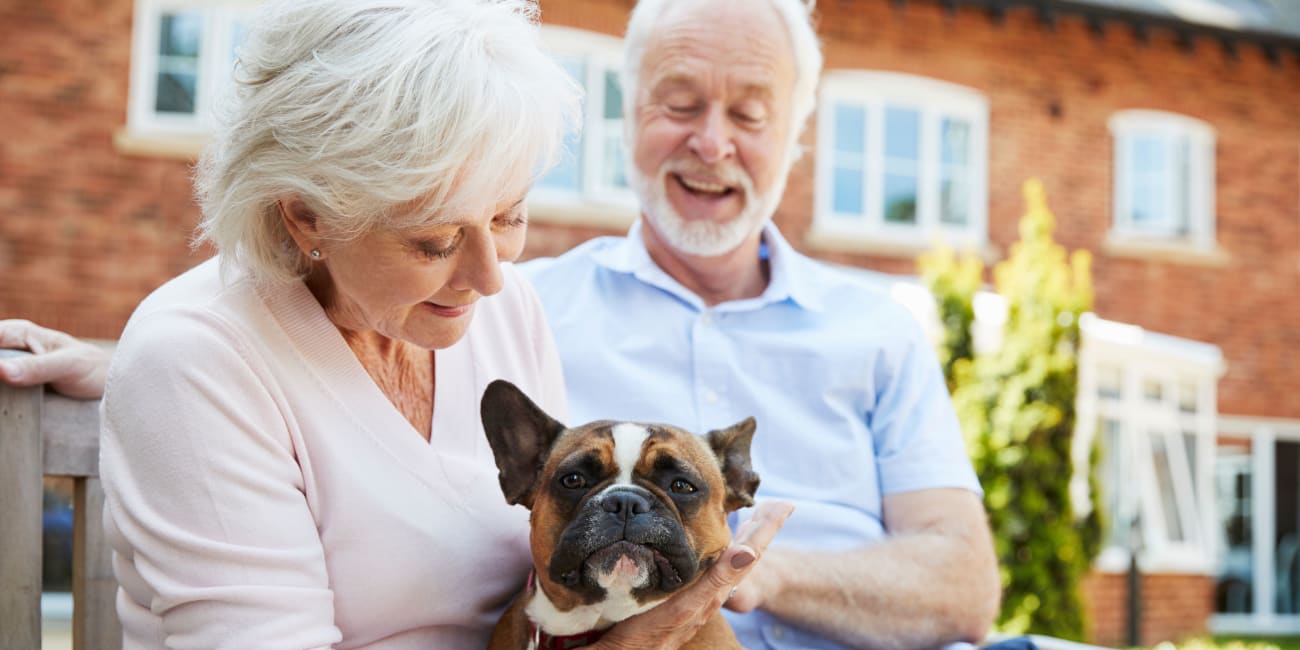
[590,220,825,312]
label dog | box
[480,379,759,649]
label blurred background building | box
[2,0,1298,644]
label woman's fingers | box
[593,501,794,649]
[0,320,110,399]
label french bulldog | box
[480,379,759,649]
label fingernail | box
[0,361,18,381]
[731,550,755,570]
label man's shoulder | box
[786,254,922,324]
[519,235,627,286]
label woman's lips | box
[423,301,473,318]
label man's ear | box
[706,417,760,512]
[480,380,567,509]
[278,197,322,257]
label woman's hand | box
[0,319,110,399]
[590,500,794,650]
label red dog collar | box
[526,570,610,649]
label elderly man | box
[522,0,1002,648]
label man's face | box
[628,0,797,257]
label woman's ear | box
[279,197,322,257]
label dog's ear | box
[706,417,760,512]
[481,379,567,509]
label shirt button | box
[700,311,713,326]
[703,389,719,404]
[771,625,786,641]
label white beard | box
[629,159,787,258]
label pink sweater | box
[101,258,568,649]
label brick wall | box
[1082,571,1215,647]
[0,0,212,340]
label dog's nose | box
[602,491,651,520]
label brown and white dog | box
[480,380,759,649]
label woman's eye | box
[670,479,696,494]
[418,242,457,260]
[493,214,527,231]
[560,473,586,490]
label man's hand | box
[590,501,794,650]
[0,319,111,399]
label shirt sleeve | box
[101,307,341,650]
[867,305,983,497]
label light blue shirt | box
[521,221,982,650]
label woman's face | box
[312,192,529,350]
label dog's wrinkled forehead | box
[546,421,717,483]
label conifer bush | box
[919,179,1104,638]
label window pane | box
[1132,134,1167,170]
[833,167,863,215]
[1143,378,1163,403]
[1151,431,1186,543]
[1215,442,1253,613]
[155,12,202,114]
[601,70,627,190]
[539,57,585,191]
[1097,365,1122,400]
[882,107,918,224]
[941,119,969,165]
[831,103,865,216]
[1179,382,1198,414]
[940,118,972,226]
[883,173,917,224]
[602,69,622,120]
[834,104,865,155]
[884,106,919,161]
[1130,181,1164,227]
[1100,418,1129,549]
[1175,135,1192,236]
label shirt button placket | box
[692,309,727,428]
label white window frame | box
[125,0,257,143]
[1108,110,1216,249]
[1212,417,1300,635]
[813,71,989,251]
[1074,314,1223,575]
[529,26,637,228]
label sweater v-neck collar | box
[259,277,465,485]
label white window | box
[126,0,256,141]
[814,71,988,249]
[530,27,636,224]
[1075,315,1222,574]
[1109,110,1216,247]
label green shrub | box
[919,179,1103,639]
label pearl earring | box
[310,249,322,259]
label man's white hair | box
[620,0,823,164]
[195,0,581,284]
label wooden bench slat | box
[42,393,102,478]
[74,477,122,650]
[0,379,45,649]
[1,351,121,649]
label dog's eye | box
[670,479,696,494]
[560,473,586,490]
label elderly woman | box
[71,1,782,648]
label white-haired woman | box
[77,1,782,647]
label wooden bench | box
[0,350,121,650]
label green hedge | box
[920,180,1104,639]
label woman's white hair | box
[620,0,822,165]
[195,0,581,284]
